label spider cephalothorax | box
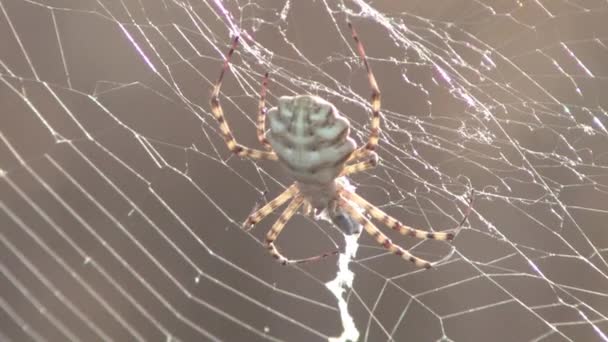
[210,22,473,268]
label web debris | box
[326,234,361,342]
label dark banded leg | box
[210,36,277,160]
[341,190,472,241]
[257,72,272,150]
[243,184,299,230]
[339,197,433,269]
[341,151,379,176]
[347,22,381,161]
[266,196,339,265]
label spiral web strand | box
[1,0,608,341]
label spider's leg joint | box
[232,144,244,155]
[442,230,457,241]
[242,218,255,230]
[369,151,379,165]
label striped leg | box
[257,72,272,150]
[210,36,277,160]
[341,151,378,176]
[339,197,433,269]
[243,184,299,230]
[341,190,471,241]
[266,196,339,265]
[347,22,381,161]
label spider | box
[209,22,474,269]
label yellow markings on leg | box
[257,72,272,150]
[341,190,454,241]
[367,89,381,151]
[339,197,432,269]
[341,151,378,176]
[348,22,381,153]
[265,196,305,265]
[346,146,370,164]
[210,36,277,160]
[243,184,299,230]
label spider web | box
[2,0,608,341]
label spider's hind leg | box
[243,184,299,230]
[265,196,340,265]
[341,189,474,241]
[339,197,433,269]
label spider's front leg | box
[347,22,381,161]
[210,36,277,161]
[256,72,272,150]
[341,151,379,177]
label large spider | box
[210,23,473,268]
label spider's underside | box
[210,22,473,268]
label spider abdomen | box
[266,95,356,184]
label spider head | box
[266,95,356,184]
